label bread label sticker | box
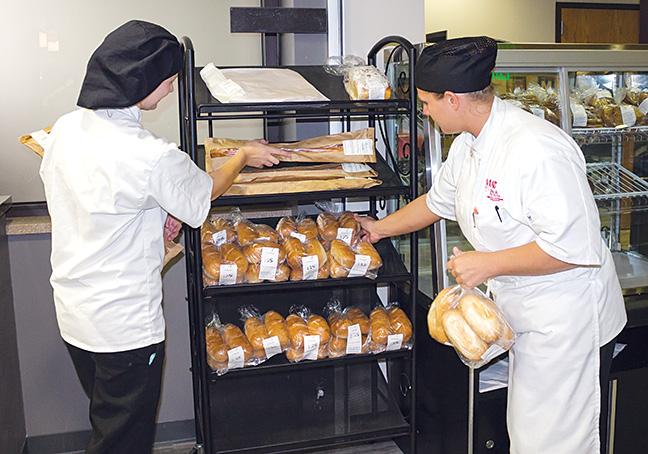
[368,84,386,100]
[346,324,362,354]
[303,335,320,360]
[480,343,506,363]
[218,264,237,285]
[348,254,371,277]
[227,346,245,369]
[570,103,587,127]
[620,105,637,127]
[386,334,404,351]
[290,231,307,243]
[259,247,280,280]
[530,107,545,120]
[212,230,228,247]
[343,139,373,156]
[302,255,319,280]
[262,336,282,359]
[342,163,372,173]
[30,129,52,149]
[639,98,648,115]
[336,227,354,245]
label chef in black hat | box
[40,20,285,454]
[358,37,625,454]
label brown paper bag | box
[163,240,184,267]
[18,127,52,158]
[224,177,382,196]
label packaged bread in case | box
[427,285,514,369]
[328,239,382,279]
[231,209,281,246]
[201,243,248,286]
[201,215,237,247]
[316,209,361,246]
[242,239,288,283]
[276,215,319,242]
[240,305,286,360]
[287,305,331,361]
[344,65,392,100]
[368,304,413,353]
[284,236,328,281]
[324,299,369,358]
[262,310,291,351]
[205,314,262,376]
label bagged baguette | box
[427,285,515,368]
[240,305,286,360]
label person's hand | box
[239,140,290,168]
[356,214,384,244]
[446,247,492,288]
[164,215,182,241]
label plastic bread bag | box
[276,214,319,242]
[314,203,362,247]
[323,299,369,358]
[205,314,261,376]
[327,239,382,280]
[284,313,312,362]
[368,303,414,353]
[289,305,331,360]
[242,240,289,283]
[201,212,237,247]
[323,54,365,76]
[427,285,515,369]
[239,305,285,360]
[283,235,328,281]
[229,209,280,246]
[201,243,248,286]
[262,310,291,352]
[344,65,392,100]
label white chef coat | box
[426,97,627,454]
[40,106,212,353]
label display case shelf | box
[587,162,648,201]
[573,127,648,145]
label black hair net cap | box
[77,20,181,109]
[415,36,497,94]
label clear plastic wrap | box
[327,239,382,280]
[344,66,392,100]
[315,203,362,247]
[205,313,262,376]
[201,243,248,286]
[367,304,414,353]
[262,310,291,352]
[201,213,237,247]
[285,305,331,362]
[239,305,285,360]
[324,299,370,358]
[427,285,515,369]
[283,234,328,281]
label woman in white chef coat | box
[40,21,285,454]
[358,37,627,454]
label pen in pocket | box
[495,206,503,223]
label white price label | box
[620,105,637,127]
[218,264,237,285]
[639,97,648,115]
[348,254,371,277]
[342,163,372,173]
[301,255,319,280]
[346,324,362,354]
[258,247,280,281]
[386,334,404,351]
[336,227,354,245]
[530,107,545,120]
[303,335,320,360]
[212,230,227,246]
[290,231,307,243]
[262,336,282,359]
[227,346,245,369]
[570,103,587,128]
[30,129,51,149]
[480,343,506,363]
[368,84,386,100]
[343,139,374,156]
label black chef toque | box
[77,20,181,109]
[415,36,497,94]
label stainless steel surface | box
[468,369,474,454]
[587,162,648,201]
[609,379,618,454]
[573,127,648,145]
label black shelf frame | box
[179,34,419,454]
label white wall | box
[425,0,639,42]
[1,0,263,203]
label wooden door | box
[557,4,640,43]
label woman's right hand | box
[356,215,384,244]
[239,140,290,168]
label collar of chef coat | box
[462,97,506,156]
[93,105,142,124]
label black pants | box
[65,341,165,454]
[600,337,617,454]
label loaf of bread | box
[256,224,281,244]
[222,324,255,362]
[286,313,309,351]
[219,243,248,273]
[328,256,349,278]
[370,307,392,345]
[307,314,331,345]
[388,307,412,343]
[263,310,290,350]
[205,326,228,370]
[244,316,269,356]
[346,307,370,335]
[330,240,356,269]
[243,241,286,265]
[355,241,382,270]
[208,217,236,243]
[458,294,508,344]
[344,66,392,100]
[442,310,488,361]
[317,212,339,243]
[427,287,456,344]
[235,220,258,246]
[276,216,298,240]
[328,312,351,339]
[284,237,307,269]
[328,335,347,358]
[297,218,319,241]
[202,246,222,281]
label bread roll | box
[236,220,258,246]
[284,237,307,269]
[275,263,290,281]
[286,314,309,350]
[297,218,319,241]
[219,243,248,274]
[388,307,413,343]
[318,343,328,359]
[243,241,286,265]
[328,336,346,358]
[245,264,262,283]
[263,310,290,350]
[329,315,351,339]
[307,314,331,345]
[338,212,360,245]
[441,310,488,361]
[427,287,456,344]
[346,307,370,335]
[222,324,254,362]
[370,307,392,345]
[330,239,356,269]
[458,294,504,343]
[305,239,328,267]
[205,326,228,366]
[276,216,298,240]
[317,212,339,243]
[355,241,382,270]
[286,347,301,362]
[202,246,222,281]
[244,317,269,352]
[328,256,349,278]
[255,224,280,244]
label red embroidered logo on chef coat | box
[485,178,503,202]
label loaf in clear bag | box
[239,305,286,361]
[205,313,263,376]
[344,66,392,100]
[284,305,331,362]
[201,243,248,286]
[427,285,515,369]
[328,239,382,279]
[324,299,369,358]
[367,303,413,353]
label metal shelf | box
[587,162,648,201]
[573,127,648,145]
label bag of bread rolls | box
[328,239,382,280]
[429,285,515,369]
[284,235,328,281]
[201,215,237,247]
[262,310,291,351]
[368,304,414,353]
[239,305,285,360]
[289,305,331,360]
[230,209,281,246]
[204,314,261,376]
[316,207,361,247]
[201,243,247,286]
[323,299,369,357]
[205,314,228,373]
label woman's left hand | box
[447,247,493,288]
[164,215,182,241]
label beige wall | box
[425,0,639,42]
[1,0,263,203]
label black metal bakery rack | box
[178,35,418,454]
